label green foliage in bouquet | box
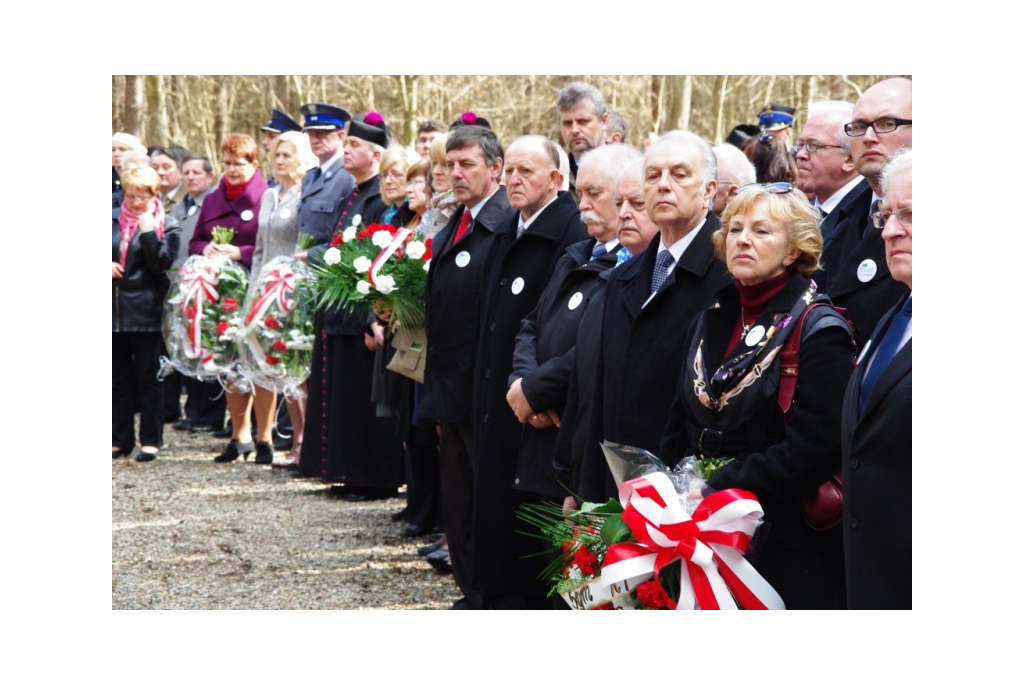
[310,217,432,328]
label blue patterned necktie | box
[650,250,674,294]
[859,297,912,416]
[591,243,607,261]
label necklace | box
[740,307,752,337]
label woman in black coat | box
[112,163,180,461]
[660,183,855,609]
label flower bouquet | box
[163,228,249,380]
[517,444,784,610]
[235,256,316,399]
[310,214,432,328]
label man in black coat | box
[822,78,912,343]
[578,131,732,503]
[418,126,514,609]
[468,135,587,608]
[842,150,912,609]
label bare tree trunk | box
[124,76,145,139]
[711,75,728,143]
[214,76,231,152]
[650,75,663,134]
[146,75,170,145]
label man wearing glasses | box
[822,78,912,344]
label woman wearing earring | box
[660,183,855,609]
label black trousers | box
[112,331,165,451]
[438,421,483,608]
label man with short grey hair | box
[711,143,756,216]
[557,81,609,190]
[604,110,627,144]
[578,131,732,502]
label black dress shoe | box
[273,436,293,451]
[135,450,158,462]
[213,440,254,463]
[173,419,193,431]
[418,541,444,556]
[390,507,408,522]
[212,424,233,439]
[400,525,432,538]
[188,423,218,433]
[254,441,274,465]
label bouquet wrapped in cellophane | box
[310,214,432,328]
[234,256,316,399]
[517,444,784,610]
[163,228,249,380]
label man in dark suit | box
[842,149,912,609]
[578,131,732,502]
[418,125,514,609]
[822,78,912,343]
[468,135,588,608]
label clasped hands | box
[506,378,560,429]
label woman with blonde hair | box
[112,163,180,460]
[249,131,317,467]
[660,182,855,609]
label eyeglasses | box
[870,207,912,229]
[736,182,794,195]
[221,159,252,169]
[793,140,842,154]
[843,117,912,137]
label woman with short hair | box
[660,183,855,609]
[112,163,180,461]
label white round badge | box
[455,251,471,268]
[280,208,291,220]
[511,277,525,295]
[745,325,766,347]
[857,259,877,283]
[187,205,197,216]
[241,209,254,222]
[568,292,584,310]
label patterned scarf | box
[118,196,166,268]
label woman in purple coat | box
[189,133,272,464]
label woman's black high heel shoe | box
[214,440,255,463]
[254,441,274,465]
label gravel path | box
[112,425,461,610]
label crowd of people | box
[112,77,912,610]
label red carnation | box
[572,546,599,576]
[222,298,239,313]
[264,316,281,330]
[216,321,229,335]
[636,580,668,609]
[265,354,280,365]
[272,339,288,352]
[423,238,433,261]
[331,234,343,247]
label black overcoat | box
[841,293,912,609]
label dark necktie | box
[859,297,912,416]
[650,250,674,294]
[591,243,607,261]
[309,166,322,184]
[453,211,471,245]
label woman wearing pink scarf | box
[112,163,180,461]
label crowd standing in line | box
[112,77,912,609]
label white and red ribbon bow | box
[245,265,298,326]
[368,228,411,287]
[598,472,785,610]
[178,263,220,359]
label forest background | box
[111,75,901,170]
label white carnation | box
[375,275,397,294]
[356,280,371,295]
[353,256,371,273]
[423,259,431,272]
[372,231,394,248]
[406,241,426,260]
[324,247,342,265]
[342,226,358,242]
[350,214,362,228]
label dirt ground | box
[111,424,461,610]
